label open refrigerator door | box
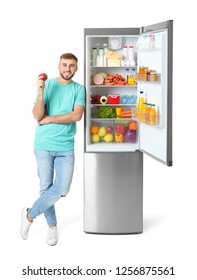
[137,20,173,166]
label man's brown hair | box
[60,53,78,63]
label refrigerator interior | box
[85,29,170,158]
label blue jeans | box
[28,150,75,225]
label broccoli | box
[97,106,116,118]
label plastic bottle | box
[137,91,145,121]
[151,34,155,48]
[92,48,97,66]
[149,104,157,125]
[120,59,126,67]
[141,102,147,122]
[157,105,160,125]
[147,34,155,48]
[96,54,100,66]
[99,48,104,66]
[141,34,147,49]
[123,46,128,60]
[128,68,136,85]
[103,43,108,66]
[125,68,130,82]
[145,103,151,124]
[144,92,148,103]
[128,46,136,66]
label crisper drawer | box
[85,115,139,152]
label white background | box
[1,0,197,279]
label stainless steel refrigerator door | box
[84,151,143,234]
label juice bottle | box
[137,91,145,121]
[141,102,147,122]
[145,103,151,124]
[149,104,157,125]
[157,105,160,125]
[125,68,130,82]
[128,68,137,85]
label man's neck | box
[57,76,72,85]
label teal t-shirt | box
[34,78,85,152]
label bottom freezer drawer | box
[84,151,143,234]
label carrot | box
[120,110,132,114]
[120,114,132,118]
[120,111,132,118]
[120,113,132,116]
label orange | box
[129,121,138,131]
[90,125,99,134]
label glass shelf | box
[90,66,137,68]
[90,118,135,121]
[134,80,160,83]
[90,85,137,88]
[90,104,136,107]
[136,47,161,53]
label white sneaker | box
[46,226,58,246]
[20,207,32,240]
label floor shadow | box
[59,212,82,231]
[143,215,167,232]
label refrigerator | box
[83,20,173,234]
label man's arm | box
[32,79,45,121]
[38,105,84,125]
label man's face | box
[58,58,78,81]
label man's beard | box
[60,71,75,81]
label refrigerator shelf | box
[136,47,161,53]
[90,118,135,121]
[90,104,137,107]
[90,66,138,68]
[135,80,160,84]
[90,85,137,88]
[90,142,137,146]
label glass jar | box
[149,70,158,82]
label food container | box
[100,96,108,104]
[108,95,120,104]
[133,73,147,81]
[149,71,158,82]
[107,58,121,66]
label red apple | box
[106,126,113,133]
[38,73,48,81]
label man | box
[20,53,85,246]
